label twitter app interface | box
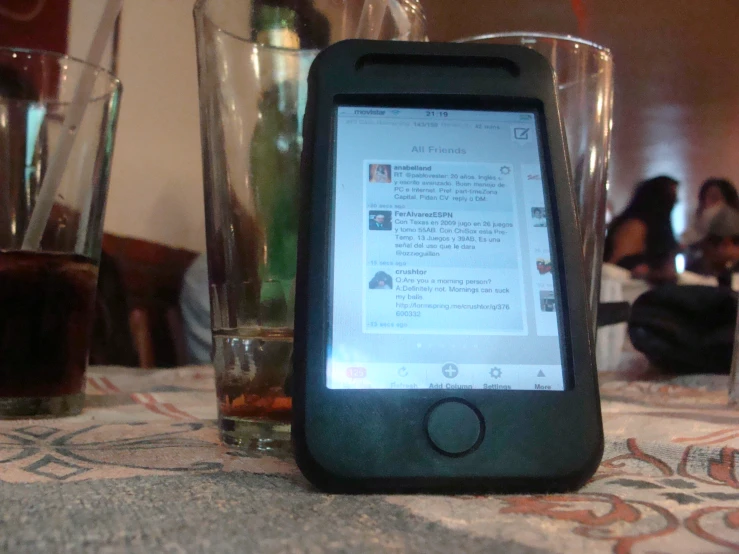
[328,105,565,391]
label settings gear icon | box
[489,367,502,379]
[500,166,511,175]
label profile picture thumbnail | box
[369,164,392,183]
[531,206,547,227]
[369,210,392,231]
[536,258,553,275]
[369,271,393,290]
[540,290,555,312]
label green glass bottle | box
[249,3,302,320]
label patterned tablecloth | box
[1,360,738,553]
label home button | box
[425,399,484,456]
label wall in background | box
[67,0,116,75]
[0,0,69,53]
[56,0,739,248]
[422,0,739,232]
[68,0,205,252]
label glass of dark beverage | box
[194,0,427,452]
[0,48,122,418]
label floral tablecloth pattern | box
[0,362,737,553]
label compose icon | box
[512,125,533,144]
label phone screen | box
[327,104,567,391]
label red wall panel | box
[0,0,70,53]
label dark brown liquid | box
[0,251,98,397]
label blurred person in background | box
[682,178,739,272]
[693,205,739,287]
[180,254,212,364]
[604,175,679,283]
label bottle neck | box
[253,1,330,49]
[254,4,300,48]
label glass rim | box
[193,0,427,52]
[193,0,319,53]
[456,32,612,59]
[0,46,122,105]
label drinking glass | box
[194,0,426,451]
[0,47,122,417]
[730,303,739,406]
[457,33,614,333]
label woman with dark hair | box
[682,178,739,274]
[682,178,739,247]
[603,175,679,282]
[699,178,739,209]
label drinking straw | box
[22,0,123,250]
[355,0,389,39]
[386,0,412,40]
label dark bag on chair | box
[628,284,737,374]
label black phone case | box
[293,39,603,493]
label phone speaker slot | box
[355,54,520,78]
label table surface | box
[1,358,738,554]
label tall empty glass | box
[0,48,121,417]
[458,33,614,333]
[194,0,426,450]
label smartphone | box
[293,40,603,493]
